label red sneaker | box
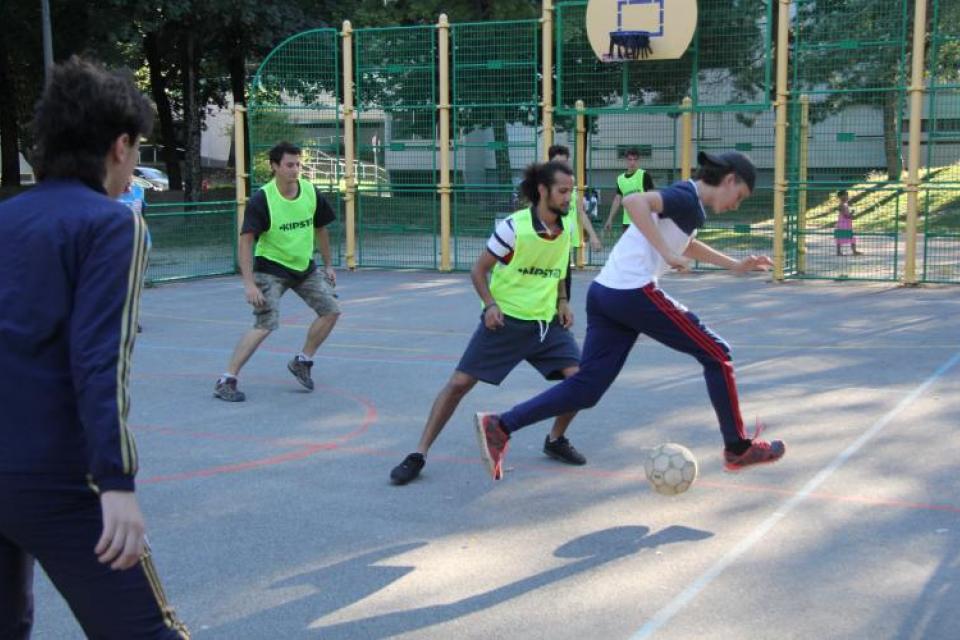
[474,412,510,480]
[723,420,785,471]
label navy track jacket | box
[0,179,148,492]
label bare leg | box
[548,365,580,440]
[227,328,272,376]
[416,371,479,455]
[302,312,340,357]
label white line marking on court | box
[630,347,960,640]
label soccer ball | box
[644,443,698,496]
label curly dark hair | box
[30,56,154,188]
[519,161,573,205]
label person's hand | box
[483,303,505,330]
[95,491,146,570]
[602,219,612,233]
[666,253,692,272]
[589,234,603,252]
[557,301,574,329]
[245,282,266,308]
[733,255,774,273]
[323,266,336,287]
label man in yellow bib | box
[214,141,340,402]
[602,147,655,233]
[390,161,588,484]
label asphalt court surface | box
[30,269,960,639]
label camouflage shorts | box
[253,270,340,331]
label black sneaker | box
[214,377,246,402]
[390,453,425,485]
[543,435,586,465]
[287,357,314,390]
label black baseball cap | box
[697,151,756,192]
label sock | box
[219,373,236,384]
[296,352,311,362]
[725,439,752,456]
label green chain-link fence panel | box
[921,0,960,283]
[787,0,909,281]
[451,20,541,270]
[249,28,344,265]
[144,201,237,283]
[557,0,774,268]
[575,110,683,265]
[354,25,438,268]
[693,108,778,270]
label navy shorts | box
[456,314,580,385]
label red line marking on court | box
[135,378,377,485]
[129,373,958,515]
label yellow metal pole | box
[798,95,810,273]
[342,21,357,270]
[575,100,586,269]
[904,0,928,286]
[233,104,247,244]
[680,97,693,180]
[438,15,452,272]
[772,0,791,281]
[541,0,554,160]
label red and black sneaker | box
[723,420,785,471]
[474,412,510,480]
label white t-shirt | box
[595,180,707,290]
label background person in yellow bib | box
[390,161,589,485]
[548,144,602,259]
[602,147,655,233]
[214,141,341,402]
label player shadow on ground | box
[896,525,960,639]
[205,542,428,638]
[285,524,713,639]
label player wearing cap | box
[475,151,785,481]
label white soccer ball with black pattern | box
[644,443,698,496]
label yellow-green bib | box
[489,208,570,321]
[617,169,646,225]
[255,178,317,271]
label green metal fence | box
[556,0,774,268]
[233,1,959,283]
[451,19,541,269]
[921,0,960,283]
[353,25,438,269]
[144,201,237,283]
[786,0,910,282]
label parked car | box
[131,175,157,192]
[134,166,169,191]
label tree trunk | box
[180,29,202,202]
[0,31,21,187]
[228,49,249,176]
[144,32,183,191]
[882,90,902,181]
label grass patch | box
[800,162,960,232]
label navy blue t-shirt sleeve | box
[314,189,336,228]
[658,183,704,235]
[241,189,270,236]
[70,207,148,492]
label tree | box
[792,0,911,180]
